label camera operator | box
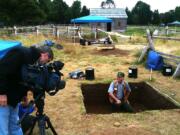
[0,45,53,135]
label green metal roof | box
[90,8,128,19]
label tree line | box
[126,1,180,25]
[0,0,89,26]
[0,0,179,26]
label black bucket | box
[80,39,86,45]
[85,67,95,80]
[128,66,138,78]
[162,65,173,76]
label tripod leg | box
[27,115,46,135]
[45,116,58,135]
[38,116,46,135]
[28,118,37,135]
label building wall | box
[112,18,127,31]
[95,18,127,32]
[89,18,127,32]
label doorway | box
[107,22,111,32]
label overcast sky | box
[64,0,180,13]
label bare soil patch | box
[81,82,179,114]
[91,48,130,57]
[89,127,158,135]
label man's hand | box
[115,99,121,105]
[0,95,7,106]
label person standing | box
[0,45,53,135]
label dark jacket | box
[0,46,41,107]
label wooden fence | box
[0,25,84,38]
[139,29,180,78]
[152,36,180,41]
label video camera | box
[21,61,66,96]
[19,61,66,134]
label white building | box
[90,8,128,32]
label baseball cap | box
[117,72,125,78]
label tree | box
[161,10,175,24]
[159,6,180,24]
[175,6,180,21]
[16,0,46,25]
[125,7,132,24]
[106,0,115,8]
[80,6,89,16]
[100,0,115,9]
[0,0,19,25]
[101,1,106,8]
[152,10,160,24]
[70,0,81,19]
[131,1,152,25]
[50,0,70,23]
[38,0,52,21]
[0,0,46,25]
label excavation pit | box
[81,82,180,114]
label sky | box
[64,0,180,13]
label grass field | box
[0,26,180,135]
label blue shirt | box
[108,81,131,100]
[18,103,35,119]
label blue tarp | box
[71,15,112,23]
[146,50,164,70]
[44,40,54,46]
[168,20,180,26]
[0,40,22,59]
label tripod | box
[19,93,58,135]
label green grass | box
[124,25,180,38]
[168,26,180,31]
[124,26,146,36]
[0,34,54,46]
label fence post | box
[173,63,180,78]
[138,46,149,63]
[67,26,69,35]
[55,26,59,38]
[13,26,17,35]
[146,29,155,50]
[35,26,39,35]
[165,26,169,36]
[52,25,56,36]
[138,29,155,63]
